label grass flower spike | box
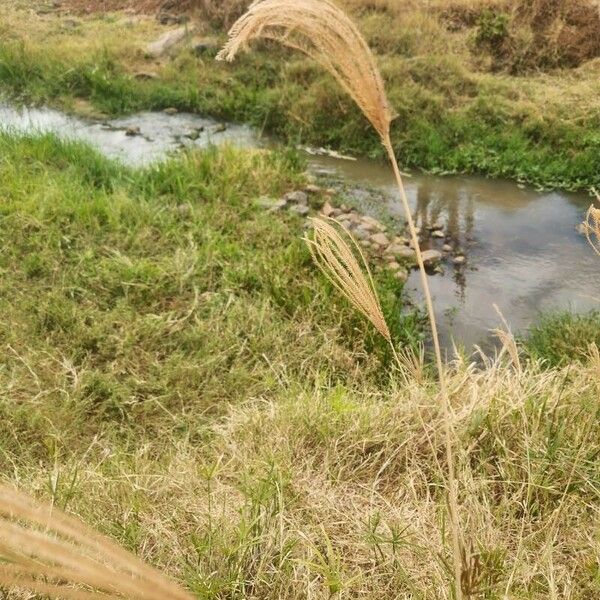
[218,1,463,596]
[0,485,194,600]
[216,0,394,139]
[305,217,391,342]
[584,202,600,256]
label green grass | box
[524,311,600,367]
[0,133,598,598]
[0,132,419,450]
[2,7,600,191]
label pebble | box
[361,216,386,233]
[354,227,370,241]
[321,201,335,217]
[305,184,321,194]
[164,107,178,115]
[256,197,287,211]
[453,255,466,265]
[432,230,445,239]
[388,245,416,260]
[442,244,453,252]
[291,205,310,217]
[285,190,309,205]
[421,249,443,267]
[370,232,390,247]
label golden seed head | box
[305,217,391,342]
[216,0,394,139]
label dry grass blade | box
[584,201,600,256]
[305,217,391,342]
[0,485,194,600]
[216,0,394,139]
[218,2,463,597]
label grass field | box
[1,1,600,598]
[0,132,598,598]
[1,1,600,190]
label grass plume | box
[216,0,394,139]
[0,485,195,600]
[584,200,600,256]
[218,1,463,596]
[305,217,391,342]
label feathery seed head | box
[584,202,600,256]
[0,485,194,600]
[216,0,394,139]
[305,217,391,341]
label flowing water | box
[1,102,598,353]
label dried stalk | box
[584,202,600,257]
[218,1,463,596]
[0,485,194,600]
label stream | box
[1,102,598,354]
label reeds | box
[584,201,600,256]
[218,1,463,596]
[0,485,194,600]
[305,217,391,343]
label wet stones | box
[253,186,468,282]
[421,249,443,267]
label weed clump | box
[473,0,600,72]
[525,311,600,366]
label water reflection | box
[1,100,597,353]
[308,155,598,353]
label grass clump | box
[2,1,600,190]
[524,311,600,367]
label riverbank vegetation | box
[1,0,600,190]
[1,1,600,598]
[0,132,599,598]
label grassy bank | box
[0,133,599,598]
[1,2,600,191]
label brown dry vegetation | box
[65,0,600,71]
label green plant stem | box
[383,133,463,600]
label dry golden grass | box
[218,2,464,595]
[0,487,195,600]
[305,218,391,343]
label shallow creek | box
[2,102,598,354]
